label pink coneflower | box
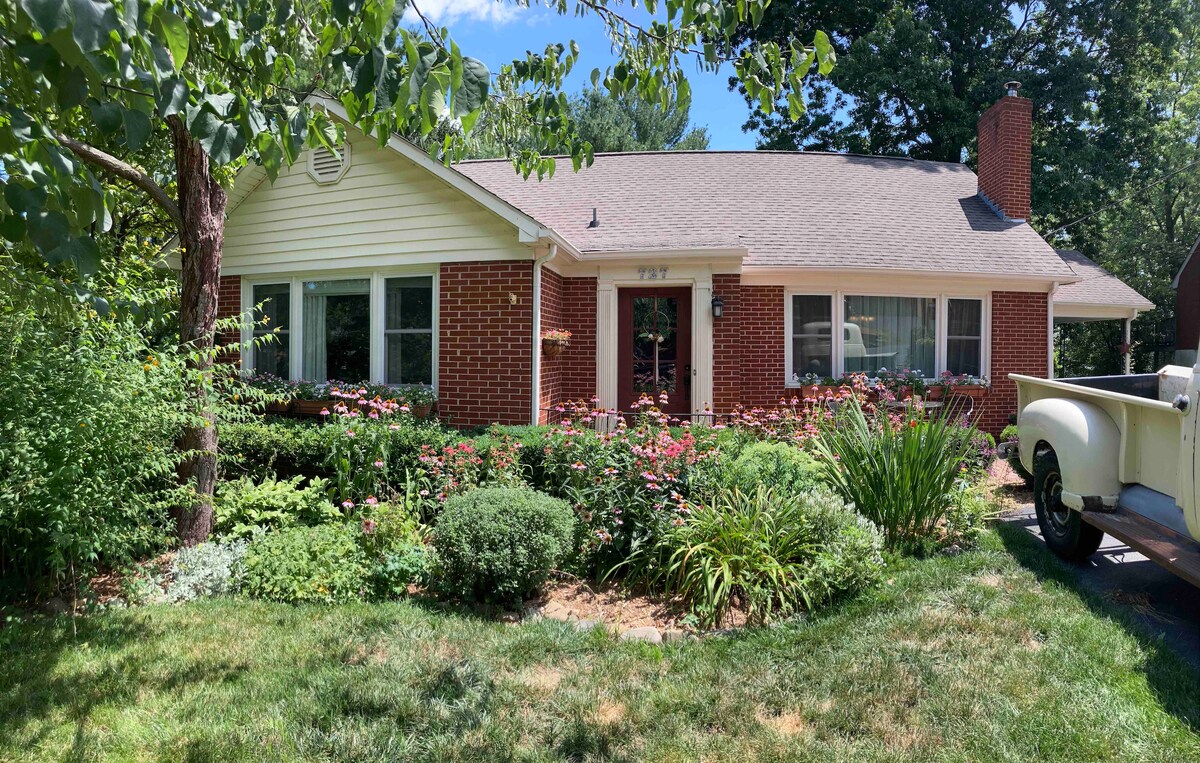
[341,500,355,509]
[345,429,356,438]
[362,518,377,534]
[365,495,378,506]
[373,459,384,468]
[319,408,330,416]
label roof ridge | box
[456,150,960,166]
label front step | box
[1082,507,1200,588]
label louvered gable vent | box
[307,143,351,184]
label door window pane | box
[844,296,936,377]
[385,276,434,385]
[790,295,833,380]
[302,279,370,382]
[632,296,678,394]
[252,283,290,378]
[946,298,983,376]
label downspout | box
[531,243,559,425]
[1124,310,1136,375]
[1047,282,1057,379]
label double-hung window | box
[385,276,434,385]
[787,293,985,383]
[946,298,984,377]
[251,283,290,378]
[248,273,435,385]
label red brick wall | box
[538,267,563,422]
[560,276,598,403]
[537,272,597,421]
[712,274,743,412]
[976,95,1032,222]
[981,290,1049,434]
[217,274,242,366]
[738,285,788,409]
[439,262,533,427]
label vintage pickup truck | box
[1008,344,1200,587]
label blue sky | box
[408,0,760,149]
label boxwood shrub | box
[432,487,575,604]
[725,441,822,497]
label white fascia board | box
[740,265,1077,289]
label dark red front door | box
[617,287,692,415]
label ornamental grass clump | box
[810,396,977,552]
[625,486,883,627]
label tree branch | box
[55,132,183,230]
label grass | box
[1,527,1198,762]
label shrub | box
[371,543,430,599]
[164,539,249,603]
[214,476,340,539]
[725,441,822,496]
[943,482,1002,550]
[629,487,883,626]
[242,525,370,604]
[220,419,332,480]
[432,487,576,604]
[810,397,977,552]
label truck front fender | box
[1018,397,1122,511]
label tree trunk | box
[168,116,228,546]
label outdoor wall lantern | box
[711,295,725,319]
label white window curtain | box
[844,296,936,377]
[301,278,370,382]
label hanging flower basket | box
[541,329,572,358]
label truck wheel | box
[1033,450,1104,562]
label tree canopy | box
[569,87,709,153]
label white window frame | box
[784,290,990,387]
[944,297,986,378]
[248,281,291,377]
[382,275,437,386]
[241,267,439,390]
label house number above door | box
[638,267,668,280]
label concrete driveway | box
[1004,502,1200,671]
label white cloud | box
[403,0,521,26]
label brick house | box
[217,85,1149,435]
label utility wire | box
[1048,157,1200,236]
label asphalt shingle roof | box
[457,151,1076,279]
[1053,249,1154,309]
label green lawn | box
[2,527,1198,762]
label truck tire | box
[1033,450,1104,562]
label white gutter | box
[531,243,559,425]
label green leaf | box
[0,214,27,243]
[19,0,70,35]
[157,77,189,117]
[88,100,123,133]
[123,107,151,151]
[57,66,89,109]
[190,110,245,165]
[154,9,190,72]
[27,209,69,254]
[49,235,101,276]
[69,0,119,53]
[454,57,488,118]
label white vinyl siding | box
[223,130,530,273]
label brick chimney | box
[977,81,1032,222]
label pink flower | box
[373,460,384,468]
[319,408,330,416]
[345,429,356,438]
[342,500,355,509]
[362,518,377,534]
[365,495,378,506]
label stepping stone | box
[619,626,662,644]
